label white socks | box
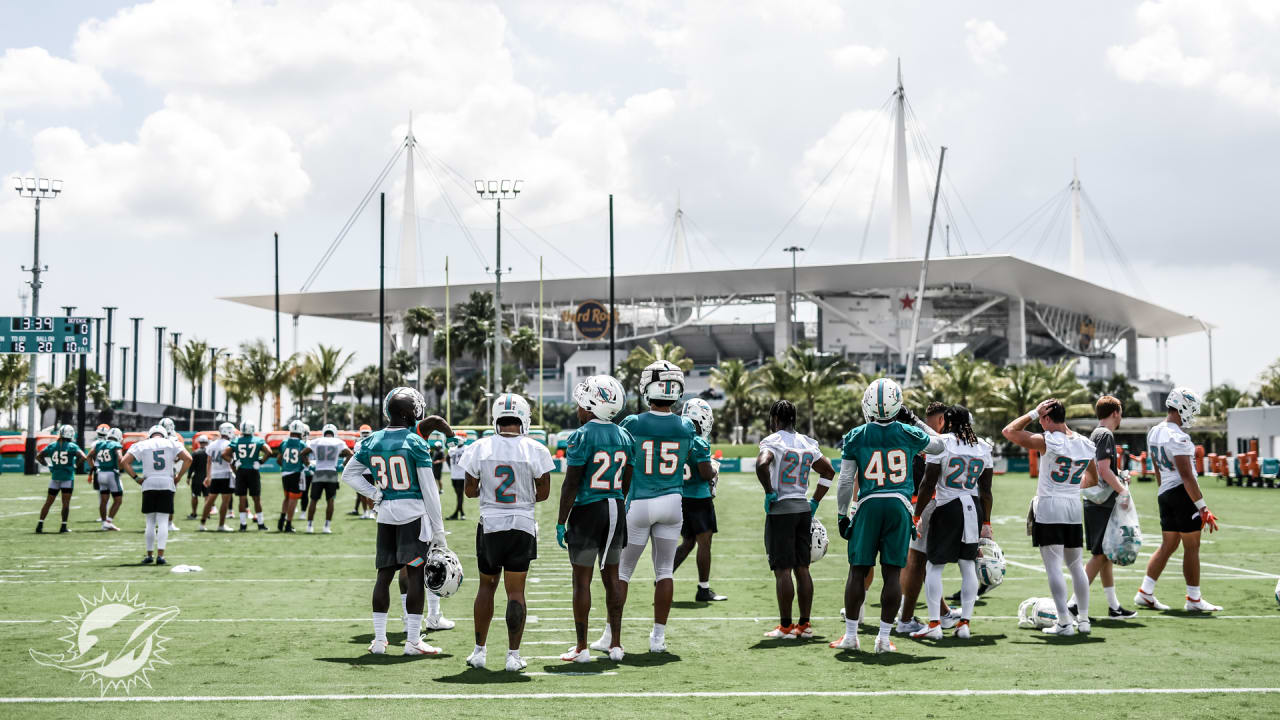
[239,512,248,526]
[1040,545,1070,621]
[427,593,441,618]
[401,594,408,622]
[255,512,264,525]
[652,622,666,640]
[372,612,388,642]
[1104,585,1119,610]
[844,618,859,639]
[878,620,892,640]
[1187,585,1200,601]
[1064,546,1089,620]
[1140,575,1157,594]
[405,614,423,645]
[144,513,157,551]
[698,581,709,589]
[958,559,978,619]
[153,513,169,550]
[924,561,944,621]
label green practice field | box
[1,468,1278,718]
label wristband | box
[1194,498,1207,510]
[982,521,992,527]
[1025,410,1039,423]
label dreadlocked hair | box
[944,404,979,446]
[769,399,797,431]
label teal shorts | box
[847,496,912,568]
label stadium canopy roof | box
[224,254,1204,339]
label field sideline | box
[1,469,1278,719]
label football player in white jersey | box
[200,423,237,531]
[756,400,835,639]
[446,438,467,520]
[306,424,352,534]
[1136,387,1221,612]
[159,416,183,532]
[460,394,554,672]
[120,425,193,565]
[1003,398,1097,636]
[898,402,955,634]
[911,405,993,640]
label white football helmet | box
[322,423,338,437]
[491,393,532,435]
[57,424,75,440]
[359,424,373,438]
[160,417,176,436]
[424,547,464,598]
[810,517,829,563]
[573,375,626,421]
[219,421,236,437]
[1166,386,1202,426]
[147,424,167,438]
[240,420,256,435]
[1017,597,1059,629]
[862,378,904,423]
[682,397,714,439]
[640,360,685,403]
[975,538,1006,587]
[108,427,123,443]
[288,419,306,435]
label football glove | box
[556,523,567,549]
[1200,508,1219,533]
[764,492,778,513]
[809,498,820,517]
[837,515,852,540]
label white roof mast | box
[888,59,913,259]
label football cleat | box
[169,522,179,532]
[239,524,247,532]
[695,586,727,602]
[607,646,625,662]
[1042,622,1076,637]
[955,620,971,639]
[896,617,925,635]
[404,639,441,656]
[1077,619,1092,634]
[369,639,388,654]
[141,555,154,565]
[504,653,527,672]
[1184,597,1222,612]
[560,647,592,663]
[792,622,814,639]
[465,647,486,669]
[649,632,667,653]
[426,614,456,631]
[910,621,942,640]
[1134,590,1170,611]
[940,609,962,629]
[763,625,797,639]
[590,632,612,652]
[322,526,332,534]
[218,525,232,532]
[198,524,208,532]
[156,557,167,566]
[873,636,897,654]
[306,524,314,534]
[1109,606,1138,619]
[829,633,860,651]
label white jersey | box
[207,436,233,479]
[758,430,823,502]
[926,433,993,504]
[310,436,347,471]
[460,434,554,536]
[1148,420,1196,495]
[131,436,181,491]
[1035,430,1096,524]
[448,446,465,477]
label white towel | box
[959,495,979,544]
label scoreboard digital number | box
[1,316,92,354]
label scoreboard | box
[1,316,92,354]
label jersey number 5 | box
[369,455,411,491]
[864,449,908,487]
[589,450,627,490]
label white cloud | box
[1108,0,1280,115]
[964,18,1008,73]
[828,44,888,70]
[0,47,111,109]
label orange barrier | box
[1028,449,1039,477]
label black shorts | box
[1158,486,1202,534]
[476,526,537,575]
[233,468,261,497]
[452,477,465,489]
[1083,499,1117,555]
[208,475,234,495]
[764,511,811,570]
[141,490,175,515]
[282,472,305,497]
[190,476,209,496]
[375,519,430,570]
[926,498,979,565]
[680,497,718,538]
[566,498,626,567]
[1031,521,1084,549]
[309,482,338,501]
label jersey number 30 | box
[369,455,411,490]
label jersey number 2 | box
[494,465,517,503]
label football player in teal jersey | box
[557,375,633,663]
[608,361,715,654]
[90,426,125,531]
[830,378,943,654]
[276,420,312,533]
[222,421,273,531]
[342,387,450,656]
[36,425,87,533]
[673,397,727,603]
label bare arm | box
[620,464,632,498]
[811,455,835,503]
[755,449,774,494]
[1002,400,1053,453]
[915,464,940,517]
[464,473,480,498]
[558,464,584,525]
[1175,454,1204,504]
[174,449,193,481]
[978,468,994,525]
[221,446,234,461]
[534,472,551,502]
[695,460,716,484]
[416,465,446,545]
[340,457,379,500]
[416,416,455,439]
[121,452,139,482]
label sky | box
[2,0,1279,420]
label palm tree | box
[615,341,694,411]
[509,326,539,374]
[709,358,759,438]
[423,366,448,410]
[1038,358,1092,416]
[918,353,998,409]
[1257,358,1280,405]
[235,340,278,430]
[309,344,355,426]
[286,361,318,420]
[404,306,437,392]
[171,339,212,430]
[0,355,31,429]
[222,358,254,426]
[755,359,795,402]
[777,346,851,436]
[1204,383,1249,419]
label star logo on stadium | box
[29,586,179,696]
[899,294,915,310]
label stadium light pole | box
[1193,316,1214,391]
[120,346,129,403]
[475,179,521,395]
[170,331,181,405]
[93,317,102,374]
[102,306,117,396]
[154,326,166,404]
[14,176,61,473]
[60,306,76,378]
[130,317,141,412]
[783,246,804,344]
[378,193,385,404]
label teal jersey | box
[231,436,267,469]
[91,440,121,472]
[354,428,431,503]
[565,419,634,505]
[619,411,709,501]
[840,421,930,500]
[681,436,714,499]
[278,437,306,473]
[40,440,83,482]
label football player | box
[605,361,715,654]
[185,435,209,520]
[673,398,725,603]
[756,400,835,639]
[222,421,272,531]
[557,375,632,663]
[1068,396,1138,620]
[1135,387,1221,612]
[159,417,183,532]
[307,423,352,535]
[830,379,943,653]
[407,415,458,631]
[897,402,952,634]
[460,393,552,672]
[201,422,237,531]
[35,425,87,533]
[298,423,314,515]
[90,427,125,531]
[342,387,449,656]
[120,425,193,565]
[351,425,374,516]
[277,420,311,533]
[1002,398,1098,636]
[910,405,993,640]
[446,437,467,520]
